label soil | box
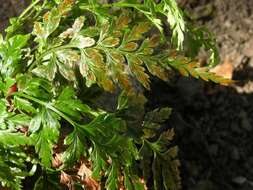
[183,0,253,69]
[1,0,253,190]
[146,0,253,189]
[0,0,28,32]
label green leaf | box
[0,100,8,129]
[162,156,180,190]
[101,37,120,47]
[29,113,42,133]
[0,99,7,115]
[33,8,61,49]
[127,55,150,89]
[159,0,186,49]
[91,148,107,180]
[0,77,16,96]
[124,173,134,190]
[33,173,62,190]
[18,77,53,100]
[32,108,60,167]
[8,114,31,126]
[79,49,115,92]
[60,16,86,39]
[34,128,54,167]
[55,49,79,81]
[152,153,163,190]
[145,107,172,123]
[53,0,61,4]
[186,26,220,67]
[105,162,119,190]
[0,34,30,77]
[0,141,30,190]
[9,34,30,49]
[123,169,145,190]
[141,128,181,190]
[32,54,57,81]
[54,87,94,120]
[32,0,74,49]
[117,91,129,110]
[5,17,22,37]
[0,130,31,146]
[62,128,86,166]
[0,160,23,190]
[80,27,100,37]
[70,35,95,49]
[127,22,151,42]
[14,96,36,113]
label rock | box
[209,144,219,156]
[248,58,253,68]
[232,176,247,185]
[231,147,240,160]
[239,111,252,131]
[231,122,242,133]
[194,180,218,190]
[243,39,253,57]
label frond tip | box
[168,58,234,85]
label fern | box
[0,0,231,189]
[168,57,233,85]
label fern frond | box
[168,57,233,85]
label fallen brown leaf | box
[211,58,234,79]
[60,171,75,190]
[78,163,100,190]
[52,153,63,168]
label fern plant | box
[0,0,231,189]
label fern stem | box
[79,2,146,10]
[19,0,42,20]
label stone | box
[239,111,252,131]
[232,176,247,185]
[243,39,253,57]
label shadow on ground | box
[146,65,253,190]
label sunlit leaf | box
[70,35,95,49]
